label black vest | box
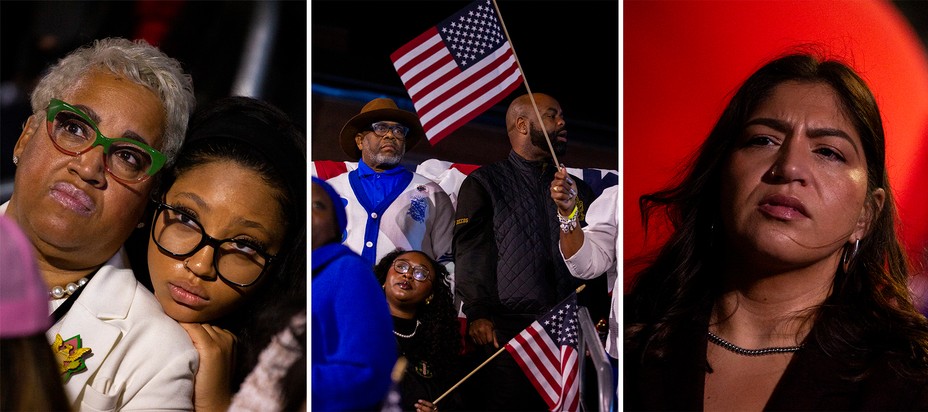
[469,151,593,316]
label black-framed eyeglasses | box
[45,99,166,183]
[150,201,277,287]
[392,259,431,282]
[370,121,409,139]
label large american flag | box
[505,293,581,411]
[391,0,523,144]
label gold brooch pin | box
[52,333,92,381]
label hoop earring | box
[842,238,860,273]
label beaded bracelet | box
[557,205,578,233]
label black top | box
[391,316,466,411]
[453,150,599,335]
[625,308,928,411]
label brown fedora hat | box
[338,97,425,160]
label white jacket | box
[327,171,455,267]
[48,250,198,411]
[561,185,619,359]
[2,201,197,411]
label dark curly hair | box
[374,249,462,375]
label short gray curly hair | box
[29,37,195,167]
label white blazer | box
[2,201,198,411]
[47,248,199,411]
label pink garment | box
[0,215,49,337]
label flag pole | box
[432,344,507,405]
[489,0,561,167]
[432,284,586,405]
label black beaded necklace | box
[707,331,803,356]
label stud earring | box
[137,222,145,229]
[12,155,18,165]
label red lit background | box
[624,0,928,291]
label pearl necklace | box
[394,320,421,339]
[49,277,89,300]
[707,331,803,356]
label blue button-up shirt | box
[355,161,408,210]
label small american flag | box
[391,0,523,144]
[504,293,581,411]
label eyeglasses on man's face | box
[370,121,409,140]
[392,259,431,282]
[45,98,166,184]
[151,201,276,287]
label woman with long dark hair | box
[625,51,928,410]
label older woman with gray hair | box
[2,37,198,411]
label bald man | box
[452,93,599,410]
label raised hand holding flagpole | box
[392,1,579,408]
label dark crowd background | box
[0,0,307,200]
[310,0,621,171]
[3,1,927,186]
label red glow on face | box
[624,0,928,290]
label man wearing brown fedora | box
[326,97,455,269]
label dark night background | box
[5,1,924,181]
[310,0,621,170]
[1,0,307,199]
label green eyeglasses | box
[45,98,166,183]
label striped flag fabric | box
[311,159,618,205]
[391,0,523,144]
[504,293,581,411]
